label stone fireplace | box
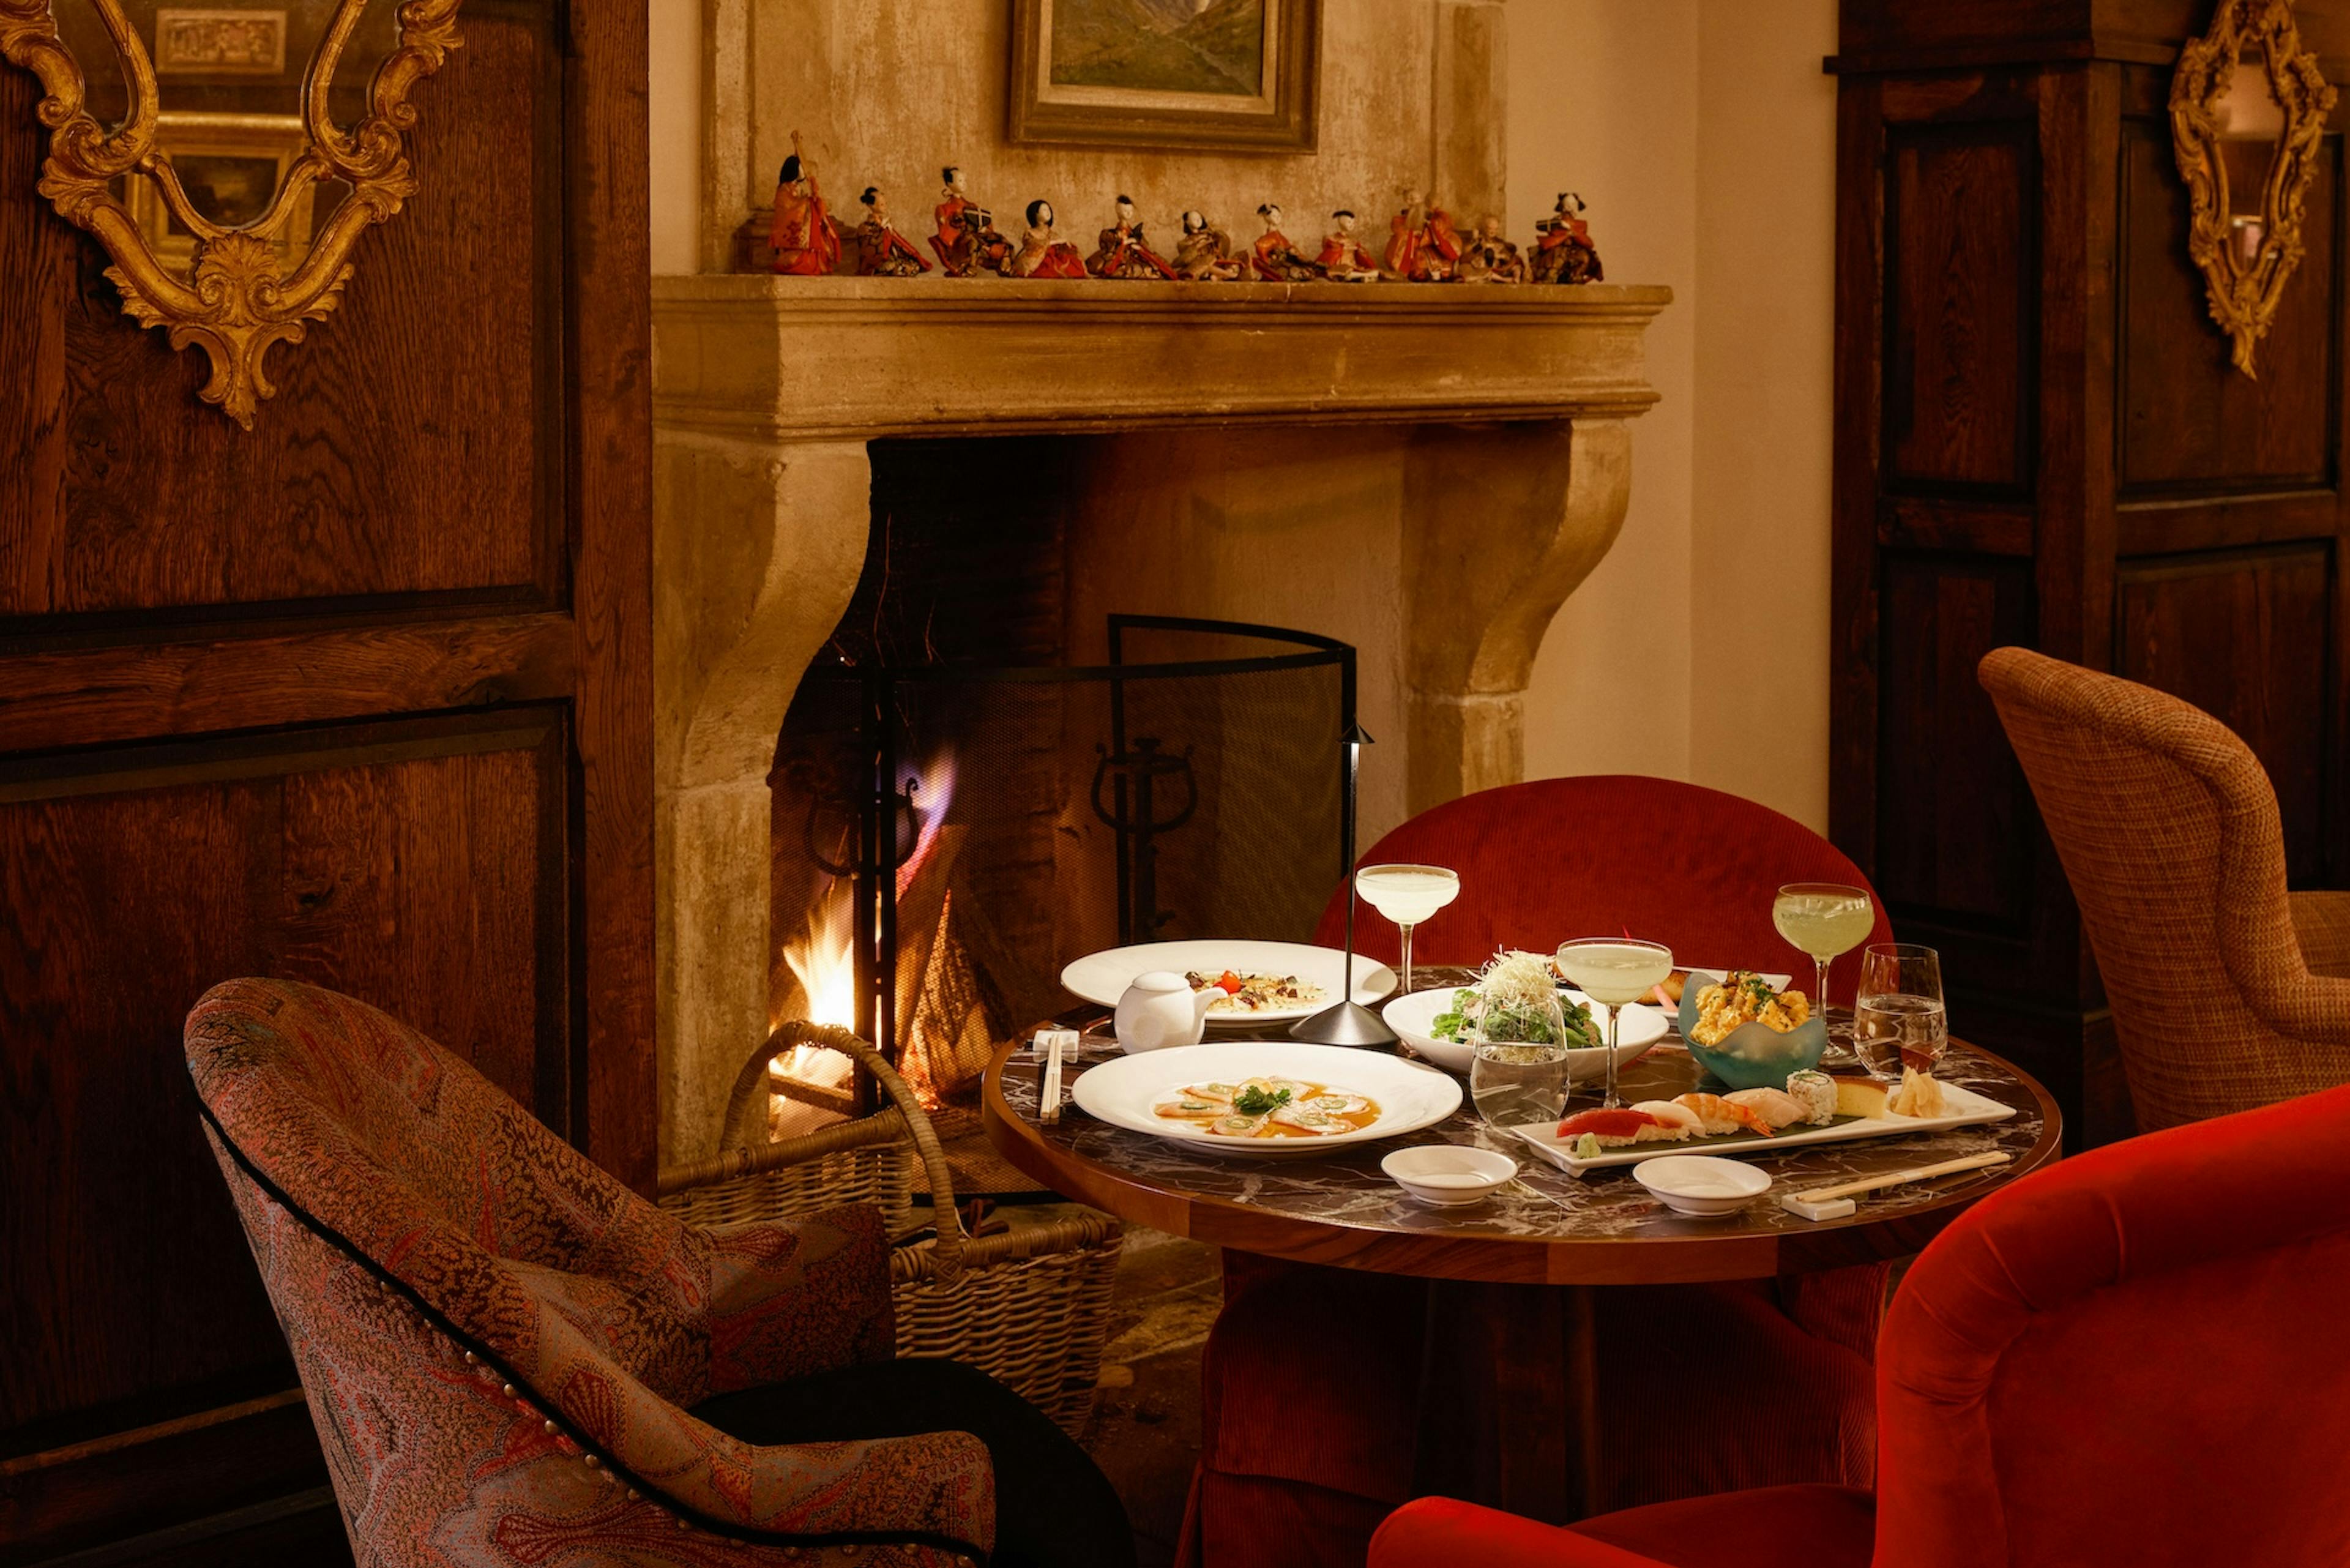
[651,274,1668,1163]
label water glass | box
[1468,986,1569,1129]
[1854,943,1948,1081]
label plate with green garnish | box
[1381,985,1669,1077]
[1069,1042,1461,1156]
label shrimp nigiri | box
[1722,1086,1807,1130]
[1674,1091,1776,1137]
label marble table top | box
[981,976,2062,1285]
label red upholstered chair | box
[1368,1081,2350,1568]
[1179,777,1897,1566]
[186,978,990,1567]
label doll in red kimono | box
[1248,202,1319,282]
[929,166,1011,277]
[853,186,930,277]
[1009,199,1090,278]
[1316,209,1379,281]
[1385,189,1461,282]
[1533,190,1604,284]
[1086,195,1177,279]
[769,138,840,276]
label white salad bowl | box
[1633,1154,1773,1218]
[1381,986,1668,1078]
[1380,1145,1517,1207]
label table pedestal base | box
[1414,1280,1605,1525]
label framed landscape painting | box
[1009,0,1321,152]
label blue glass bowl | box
[1676,984,1827,1090]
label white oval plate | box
[1381,987,1668,1078]
[1060,939,1398,1026]
[1070,1041,1460,1156]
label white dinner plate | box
[1070,1041,1461,1157]
[1381,987,1669,1078]
[1059,939,1397,1026]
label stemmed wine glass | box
[1556,937,1674,1110]
[1855,943,1948,1081]
[1772,883,1873,1050]
[1354,864,1460,994]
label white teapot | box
[1114,970,1218,1054]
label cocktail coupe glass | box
[1772,882,1874,1060]
[1354,864,1460,995]
[1855,943,1948,1081]
[1555,937,1674,1110]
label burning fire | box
[775,747,959,1059]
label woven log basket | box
[657,1021,1123,1436]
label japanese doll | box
[930,166,1011,277]
[1174,211,1246,280]
[1316,209,1380,281]
[769,146,840,277]
[1009,200,1090,278]
[1385,190,1461,282]
[1248,203,1319,282]
[853,187,930,277]
[1533,191,1604,285]
[1086,196,1178,280]
[1455,214,1528,283]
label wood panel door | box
[0,2,651,1560]
[1831,3,2350,1149]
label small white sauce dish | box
[1633,1155,1772,1218]
[1381,1145,1517,1207]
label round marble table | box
[980,1004,2061,1522]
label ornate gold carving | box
[0,0,461,427]
[2169,0,2337,378]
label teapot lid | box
[1127,969,1192,993]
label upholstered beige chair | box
[1979,646,2350,1130]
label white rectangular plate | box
[1505,1080,2018,1178]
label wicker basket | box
[657,1021,1124,1436]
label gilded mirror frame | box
[2169,0,2337,378]
[0,0,461,427]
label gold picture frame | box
[2169,0,2338,377]
[1009,0,1320,152]
[153,8,286,76]
[124,112,316,271]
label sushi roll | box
[1784,1070,1838,1126]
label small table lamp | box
[1290,720,1398,1047]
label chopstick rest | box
[1779,1151,2010,1221]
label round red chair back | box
[1313,775,1893,999]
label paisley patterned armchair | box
[185,978,993,1567]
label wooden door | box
[0,2,651,1559]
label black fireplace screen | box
[772,615,1355,1099]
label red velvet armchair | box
[1370,1081,2350,1568]
[1180,777,1897,1567]
[186,977,991,1567]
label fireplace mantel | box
[651,275,1671,1163]
[654,276,1669,439]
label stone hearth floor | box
[995,1204,1219,1567]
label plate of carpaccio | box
[1507,1068,2016,1178]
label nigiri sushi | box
[1673,1092,1777,1137]
[1556,1108,1673,1148]
[1723,1086,1807,1130]
[1630,1099,1705,1137]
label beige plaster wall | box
[1507,0,1699,790]
[1687,0,1838,830]
[651,0,704,276]
[1504,0,1835,832]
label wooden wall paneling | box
[0,0,652,1555]
[2114,545,2334,881]
[1882,119,2039,495]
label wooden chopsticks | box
[1780,1151,2011,1220]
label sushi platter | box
[1506,1077,2017,1178]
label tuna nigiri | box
[1673,1091,1777,1137]
[1722,1086,1808,1130]
[1556,1108,1668,1148]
